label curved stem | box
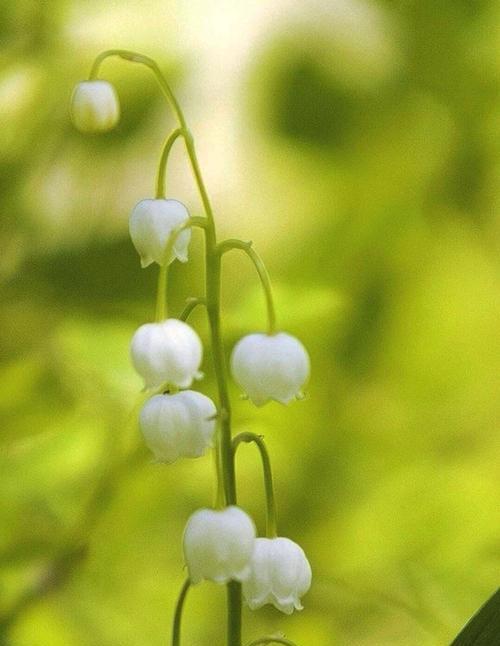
[179,297,207,322]
[171,578,191,646]
[88,50,186,128]
[155,218,207,322]
[182,130,215,229]
[233,433,277,538]
[218,239,276,335]
[246,640,296,646]
[156,128,185,198]
[88,51,215,232]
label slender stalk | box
[88,50,186,128]
[88,49,242,645]
[156,262,169,321]
[203,236,241,645]
[179,296,207,322]
[245,638,297,646]
[171,578,191,646]
[154,219,206,322]
[156,128,185,198]
[233,433,277,538]
[213,445,225,509]
[218,239,276,335]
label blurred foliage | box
[1,1,499,645]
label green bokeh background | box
[1,1,499,644]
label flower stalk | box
[233,432,277,538]
[179,296,207,322]
[246,638,298,646]
[218,239,276,335]
[171,578,191,646]
[155,218,206,322]
[156,128,185,198]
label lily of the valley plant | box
[71,50,312,646]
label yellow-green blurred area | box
[1,0,499,644]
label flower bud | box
[130,319,202,389]
[129,199,191,268]
[230,332,310,406]
[70,80,120,133]
[183,506,256,584]
[243,537,312,614]
[139,390,216,463]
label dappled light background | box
[1,1,500,644]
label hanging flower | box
[139,390,216,463]
[129,198,191,268]
[242,537,312,614]
[130,319,202,389]
[70,80,120,133]
[230,332,310,406]
[183,506,256,584]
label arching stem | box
[179,297,207,322]
[171,578,191,646]
[245,638,298,646]
[218,239,276,335]
[156,128,185,198]
[88,50,186,128]
[154,218,207,322]
[233,432,277,538]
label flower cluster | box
[71,61,312,642]
[125,191,312,613]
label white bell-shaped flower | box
[243,537,312,614]
[183,506,256,585]
[129,199,191,268]
[139,390,216,463]
[130,319,202,389]
[230,332,310,406]
[70,80,120,133]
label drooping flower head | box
[130,319,202,389]
[230,332,310,406]
[243,537,312,614]
[129,198,191,268]
[70,80,120,133]
[183,506,256,585]
[139,390,216,463]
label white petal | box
[183,507,256,585]
[129,199,191,267]
[70,80,120,133]
[139,391,216,463]
[231,333,310,406]
[130,319,203,389]
[243,537,312,614]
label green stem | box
[179,297,206,322]
[156,262,169,321]
[218,239,276,335]
[204,238,241,645]
[233,432,277,538]
[154,218,206,322]
[89,49,242,646]
[88,50,186,128]
[171,578,191,646]
[156,128,185,198]
[245,638,298,646]
[213,444,225,509]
